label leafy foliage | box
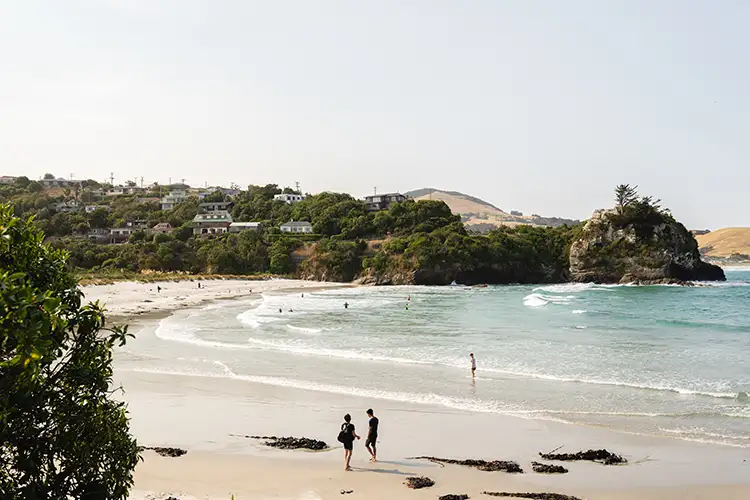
[0,205,139,498]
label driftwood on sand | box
[538,449,626,465]
[411,456,523,473]
[144,446,187,457]
[234,435,329,451]
[404,476,435,489]
[531,461,568,474]
[483,492,582,500]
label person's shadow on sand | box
[352,467,411,475]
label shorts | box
[343,441,353,451]
[366,434,378,447]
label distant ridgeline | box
[0,178,722,284]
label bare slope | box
[404,188,578,229]
[697,228,750,258]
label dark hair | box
[470,353,474,356]
[366,409,373,415]
[344,414,351,422]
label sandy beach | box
[82,279,750,500]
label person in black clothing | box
[341,413,360,471]
[365,408,379,462]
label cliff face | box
[569,209,725,284]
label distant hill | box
[696,228,750,261]
[404,188,579,230]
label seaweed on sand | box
[531,462,568,474]
[538,449,626,465]
[144,446,187,457]
[483,492,582,500]
[411,456,523,473]
[404,476,435,489]
[237,435,329,450]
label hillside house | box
[199,201,233,213]
[0,176,18,185]
[161,190,188,210]
[510,210,523,216]
[151,222,174,235]
[364,193,408,212]
[280,221,313,234]
[50,200,82,213]
[274,193,306,204]
[126,220,148,229]
[85,205,111,213]
[110,227,134,243]
[40,177,82,188]
[193,211,233,236]
[198,187,241,199]
[87,228,110,243]
[229,222,261,233]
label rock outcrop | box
[569,209,725,284]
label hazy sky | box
[2,1,748,228]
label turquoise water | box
[122,270,750,448]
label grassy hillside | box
[404,188,578,229]
[697,228,750,258]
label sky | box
[1,1,748,229]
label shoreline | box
[103,280,750,499]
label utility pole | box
[295,181,300,193]
[168,177,172,186]
[181,178,186,187]
[69,173,74,181]
[140,176,144,188]
[109,172,114,186]
[373,186,377,196]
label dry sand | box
[82,278,350,319]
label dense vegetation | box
[0,205,139,498]
[0,176,586,284]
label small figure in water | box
[279,308,283,313]
[405,303,409,311]
[301,293,304,298]
[289,309,294,313]
[197,282,201,289]
[157,286,161,294]
[407,295,411,301]
[470,352,476,378]
[344,302,349,309]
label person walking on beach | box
[339,414,360,471]
[470,353,476,377]
[365,409,379,462]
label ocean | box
[118,270,750,449]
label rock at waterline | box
[404,476,435,489]
[538,449,626,465]
[143,446,187,457]
[411,456,523,473]
[568,207,725,284]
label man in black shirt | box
[365,408,379,462]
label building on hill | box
[85,205,111,213]
[151,222,174,235]
[510,210,523,216]
[40,177,82,188]
[199,201,233,213]
[229,222,261,233]
[0,176,18,185]
[110,227,134,243]
[161,190,188,210]
[364,193,408,212]
[193,211,233,236]
[87,228,110,243]
[49,200,82,213]
[280,220,313,234]
[198,187,241,199]
[274,193,306,204]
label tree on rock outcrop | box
[614,184,639,213]
[0,204,140,499]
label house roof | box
[153,222,173,229]
[193,211,233,223]
[230,222,260,227]
[365,193,407,200]
[280,220,312,227]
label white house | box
[0,176,18,185]
[50,200,82,213]
[229,222,261,233]
[274,193,306,204]
[110,227,134,243]
[280,221,313,234]
[198,187,241,199]
[40,177,82,188]
[161,190,188,210]
[192,211,233,236]
[85,205,111,213]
